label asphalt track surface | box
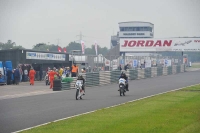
[0,71,200,133]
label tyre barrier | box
[151,67,157,77]
[57,65,185,91]
[53,79,61,91]
[145,68,151,78]
[61,82,71,90]
[157,67,163,76]
[167,66,172,75]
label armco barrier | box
[60,65,185,90]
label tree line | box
[0,40,109,56]
[1,40,199,61]
[0,40,24,50]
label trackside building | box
[0,49,70,69]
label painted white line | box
[2,91,48,97]
[13,83,200,133]
[0,91,57,100]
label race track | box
[0,71,200,133]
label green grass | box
[191,65,200,68]
[191,63,200,68]
[21,85,200,133]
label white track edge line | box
[13,83,200,133]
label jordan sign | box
[120,38,200,52]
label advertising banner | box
[125,58,133,67]
[165,59,168,66]
[120,38,200,52]
[151,58,157,66]
[105,59,110,66]
[175,59,179,63]
[167,60,172,66]
[112,59,118,70]
[81,40,85,54]
[145,60,151,68]
[133,60,138,67]
[120,59,124,65]
[26,52,65,61]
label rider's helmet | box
[121,72,125,77]
[78,74,83,79]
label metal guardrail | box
[61,65,185,90]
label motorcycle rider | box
[118,72,129,91]
[76,74,86,95]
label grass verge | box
[21,85,200,133]
[191,63,200,68]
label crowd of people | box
[6,64,32,85]
[3,63,82,87]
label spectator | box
[0,71,2,78]
[29,68,36,85]
[81,68,86,73]
[59,67,63,78]
[24,69,28,82]
[19,66,23,82]
[6,68,12,85]
[124,64,129,71]
[12,69,15,84]
[48,69,58,89]
[14,68,20,85]
[66,67,71,77]
[118,65,122,70]
[44,73,49,86]
[39,67,43,81]
[71,64,78,77]
[88,66,91,72]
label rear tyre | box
[123,90,125,96]
[120,88,123,96]
[76,89,79,100]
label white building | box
[110,21,154,48]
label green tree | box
[32,43,64,52]
[32,43,48,51]
[0,40,24,50]
[64,41,109,55]
[66,41,82,53]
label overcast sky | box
[0,0,200,49]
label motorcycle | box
[119,78,126,96]
[75,80,84,100]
